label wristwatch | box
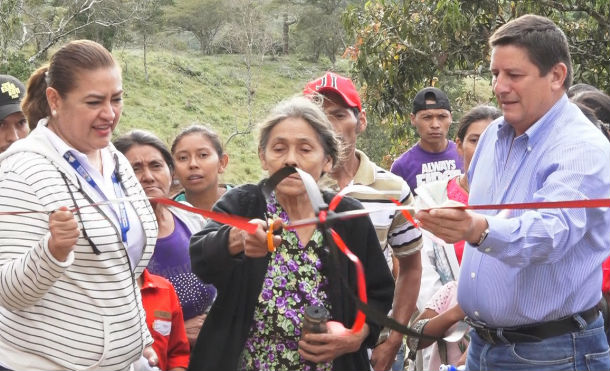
[471,227,489,247]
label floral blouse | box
[239,194,332,371]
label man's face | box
[321,92,366,151]
[410,105,452,148]
[491,44,562,133]
[0,111,28,153]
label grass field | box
[114,48,349,185]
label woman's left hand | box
[298,321,369,363]
[184,313,206,347]
[142,346,159,367]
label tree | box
[132,0,171,81]
[20,0,139,62]
[284,0,358,63]
[344,0,610,159]
[72,0,134,51]
[0,0,24,61]
[164,0,230,54]
[223,0,278,145]
[282,13,297,54]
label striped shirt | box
[461,94,610,327]
[322,150,422,260]
[0,125,157,370]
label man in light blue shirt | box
[416,14,610,371]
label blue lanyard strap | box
[63,152,130,243]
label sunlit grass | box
[115,48,348,184]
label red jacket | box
[140,269,190,371]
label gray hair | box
[258,96,342,169]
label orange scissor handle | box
[267,218,282,252]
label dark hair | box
[456,105,501,142]
[258,96,341,169]
[113,130,174,172]
[489,14,572,90]
[567,83,600,99]
[572,91,610,142]
[21,40,118,129]
[572,91,610,125]
[171,124,224,158]
[573,102,599,124]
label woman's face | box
[172,133,228,195]
[457,118,493,172]
[124,144,172,198]
[47,66,123,155]
[259,117,332,197]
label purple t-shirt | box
[391,141,464,195]
[148,214,216,320]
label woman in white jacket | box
[0,40,157,371]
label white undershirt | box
[39,119,145,270]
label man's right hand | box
[415,208,487,245]
[48,206,79,262]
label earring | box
[51,110,57,117]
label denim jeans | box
[465,314,610,371]
[391,341,406,371]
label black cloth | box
[188,182,395,371]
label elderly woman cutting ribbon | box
[188,96,394,371]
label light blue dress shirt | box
[459,94,610,327]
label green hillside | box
[115,49,349,185]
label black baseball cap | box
[0,75,25,122]
[412,87,451,114]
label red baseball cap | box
[304,72,362,112]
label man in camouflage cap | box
[0,74,27,153]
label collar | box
[140,269,172,291]
[352,149,375,186]
[319,149,375,191]
[497,94,568,148]
[39,118,116,178]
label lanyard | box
[63,152,130,243]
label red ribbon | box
[326,192,368,333]
[391,197,419,228]
[0,196,258,234]
[463,198,610,211]
[329,229,367,333]
[149,197,258,234]
[4,192,609,334]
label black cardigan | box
[188,183,395,371]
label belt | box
[465,306,600,345]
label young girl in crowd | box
[171,125,230,210]
[114,130,216,347]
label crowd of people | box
[1,13,610,371]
